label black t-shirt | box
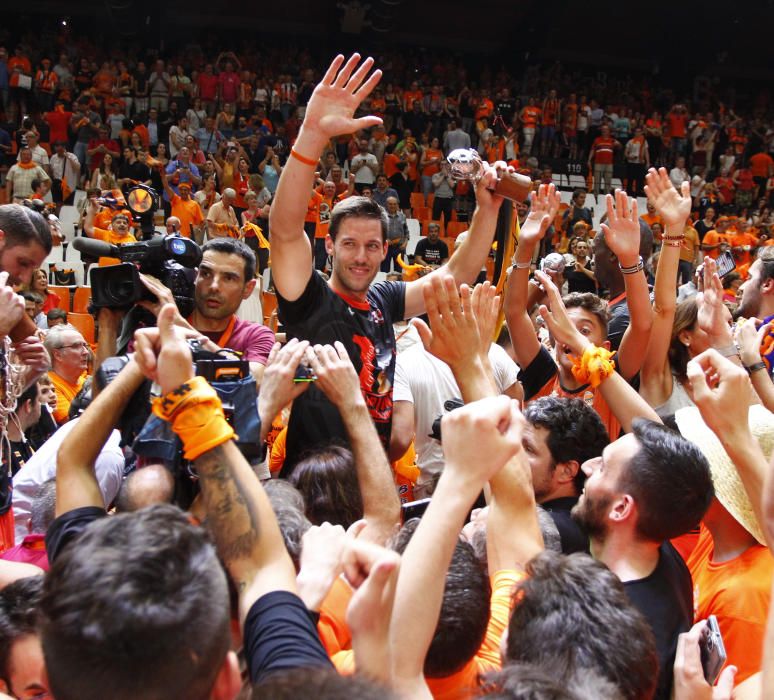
[277,272,405,475]
[607,296,630,352]
[495,98,516,124]
[541,496,589,554]
[623,542,693,700]
[119,161,151,190]
[565,265,597,294]
[244,589,332,685]
[414,238,449,266]
[45,506,107,563]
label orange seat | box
[72,286,92,314]
[48,285,71,312]
[445,221,468,238]
[426,192,434,209]
[413,205,432,220]
[409,192,425,210]
[68,312,95,345]
[262,291,278,326]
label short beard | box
[571,493,612,541]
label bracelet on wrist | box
[512,260,531,270]
[744,360,767,375]
[618,256,644,275]
[570,344,617,388]
[662,240,682,248]
[716,343,740,359]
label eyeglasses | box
[59,342,90,350]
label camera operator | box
[136,237,274,386]
[82,198,137,266]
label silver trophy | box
[447,148,531,202]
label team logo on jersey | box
[371,308,385,326]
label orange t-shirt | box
[474,98,494,121]
[404,90,423,111]
[305,191,324,239]
[641,212,663,233]
[521,106,541,128]
[701,229,732,260]
[329,570,524,700]
[171,194,204,238]
[49,371,87,424]
[421,148,443,177]
[666,112,687,138]
[687,525,773,684]
[749,153,774,179]
[541,98,559,126]
[383,152,400,179]
[729,232,758,267]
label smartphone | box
[293,362,317,383]
[401,498,431,522]
[716,250,736,279]
[699,615,726,685]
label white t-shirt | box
[393,343,519,492]
[12,417,124,541]
[350,152,378,184]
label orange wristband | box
[570,345,617,389]
[152,376,236,460]
[290,148,317,167]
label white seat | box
[262,267,272,292]
[371,272,388,286]
[73,189,87,208]
[407,219,421,237]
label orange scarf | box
[18,161,37,170]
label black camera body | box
[87,235,202,316]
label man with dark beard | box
[571,419,713,700]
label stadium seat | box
[72,287,92,314]
[413,206,432,221]
[445,221,468,238]
[48,286,72,312]
[407,219,421,237]
[410,192,425,211]
[68,312,95,345]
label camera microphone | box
[71,237,120,259]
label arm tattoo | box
[195,445,261,568]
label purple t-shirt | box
[201,316,275,363]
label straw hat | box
[675,405,774,545]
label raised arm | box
[389,395,523,697]
[535,270,661,431]
[686,349,770,550]
[503,183,561,370]
[308,342,401,545]
[403,162,506,318]
[268,54,382,302]
[640,168,692,406]
[600,189,653,380]
[133,305,297,622]
[56,358,145,516]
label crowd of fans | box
[0,36,771,700]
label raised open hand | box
[644,167,691,228]
[518,183,561,249]
[470,281,501,357]
[600,189,641,266]
[696,257,733,347]
[412,275,482,370]
[302,54,383,143]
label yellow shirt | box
[91,225,137,266]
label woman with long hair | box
[90,152,117,190]
[640,169,733,418]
